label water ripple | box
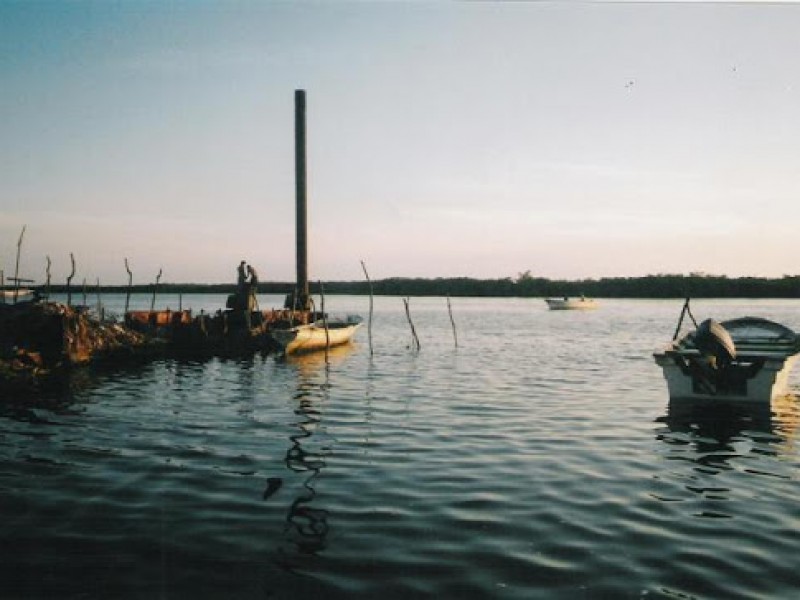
[2,297,800,598]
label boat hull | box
[654,350,799,403]
[545,298,598,310]
[654,316,800,403]
[271,319,362,354]
[1,289,36,301]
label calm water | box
[1,295,799,599]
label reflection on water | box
[0,360,153,417]
[653,397,799,517]
[3,297,800,599]
[657,399,775,445]
[277,348,343,572]
[647,394,800,598]
[770,394,800,451]
[657,396,799,449]
[283,342,358,373]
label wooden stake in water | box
[81,278,87,307]
[403,297,421,351]
[150,267,162,312]
[12,225,26,304]
[447,294,458,348]
[672,297,699,341]
[124,258,133,314]
[45,256,51,299]
[96,278,103,320]
[66,253,76,307]
[360,260,374,356]
[289,286,298,327]
[319,280,330,352]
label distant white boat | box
[545,296,598,310]
[271,315,363,355]
[0,288,36,301]
[654,315,800,403]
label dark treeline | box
[40,274,800,299]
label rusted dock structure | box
[1,89,341,393]
[121,89,318,354]
[0,299,153,392]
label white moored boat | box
[271,315,363,355]
[0,288,37,303]
[545,296,598,310]
[654,313,800,403]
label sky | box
[2,0,800,285]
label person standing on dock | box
[246,264,259,312]
[247,265,258,290]
[247,265,258,299]
[247,264,258,289]
[237,261,247,292]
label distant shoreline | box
[29,274,800,299]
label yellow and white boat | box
[271,315,363,355]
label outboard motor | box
[694,318,736,369]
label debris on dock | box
[0,294,317,393]
[1,300,154,393]
[1,89,359,393]
[123,305,313,356]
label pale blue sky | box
[2,1,800,285]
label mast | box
[294,89,310,310]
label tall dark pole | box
[295,89,310,311]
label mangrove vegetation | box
[37,273,800,299]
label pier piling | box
[295,89,310,311]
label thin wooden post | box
[672,297,699,340]
[12,225,26,303]
[447,294,458,348]
[66,253,76,307]
[81,278,87,307]
[150,267,162,312]
[360,260,374,356]
[288,286,297,327]
[124,258,133,314]
[319,281,330,351]
[45,256,51,299]
[403,297,421,351]
[96,278,103,320]
[686,300,699,328]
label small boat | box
[0,288,38,304]
[271,315,363,355]
[545,296,598,310]
[1,288,34,299]
[654,310,800,403]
